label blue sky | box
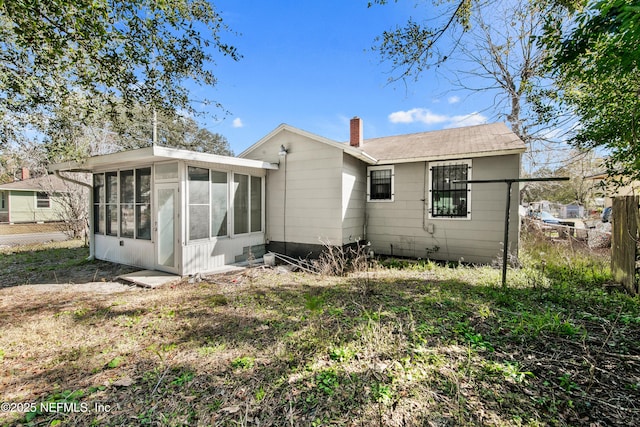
[196,1,490,154]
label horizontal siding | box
[182,233,265,275]
[8,191,64,223]
[342,154,366,244]
[367,155,521,264]
[95,235,155,269]
[248,130,343,245]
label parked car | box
[601,206,612,223]
[539,211,561,224]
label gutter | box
[53,170,95,261]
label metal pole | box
[454,176,570,288]
[502,181,513,287]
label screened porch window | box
[188,166,210,240]
[367,166,394,201]
[233,173,263,235]
[94,168,151,239]
[430,160,471,219]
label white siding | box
[95,235,155,269]
[182,234,265,275]
[342,153,366,245]
[244,129,344,246]
[366,155,521,263]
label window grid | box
[36,192,50,208]
[431,164,469,218]
[370,169,392,200]
[94,168,152,239]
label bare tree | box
[372,0,573,172]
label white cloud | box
[388,108,487,129]
[444,112,488,128]
[232,117,244,128]
[448,96,460,104]
[388,108,448,125]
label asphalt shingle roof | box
[0,174,73,192]
[360,122,526,163]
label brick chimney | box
[350,116,363,148]
[21,167,30,181]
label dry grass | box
[0,239,639,426]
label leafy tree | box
[43,95,233,163]
[543,0,640,182]
[0,0,239,147]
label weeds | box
[0,232,638,426]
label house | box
[49,120,525,275]
[241,119,525,264]
[0,170,76,223]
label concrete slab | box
[118,270,181,289]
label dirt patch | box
[0,222,66,235]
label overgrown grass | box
[0,234,638,426]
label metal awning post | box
[454,177,569,287]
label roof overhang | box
[48,145,279,174]
[370,147,527,165]
[239,123,377,165]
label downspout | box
[54,170,95,261]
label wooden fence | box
[611,196,639,295]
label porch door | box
[155,183,179,273]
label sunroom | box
[49,145,277,276]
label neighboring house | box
[49,120,526,275]
[587,172,640,208]
[559,202,584,219]
[0,173,73,223]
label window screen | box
[234,174,249,234]
[120,170,134,238]
[211,171,228,237]
[136,168,151,240]
[188,166,210,240]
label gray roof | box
[360,122,526,164]
[0,174,73,192]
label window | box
[136,168,151,240]
[367,166,394,201]
[120,170,135,238]
[429,160,471,219]
[185,168,262,241]
[36,192,50,208]
[93,174,105,234]
[234,174,249,234]
[232,173,263,235]
[188,166,210,240]
[94,168,152,239]
[211,171,228,237]
[251,176,262,232]
[105,172,118,235]
[0,191,6,209]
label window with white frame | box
[232,173,263,235]
[93,168,151,239]
[186,168,262,241]
[36,192,50,208]
[188,166,211,240]
[367,165,394,201]
[429,160,471,219]
[1,191,6,209]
